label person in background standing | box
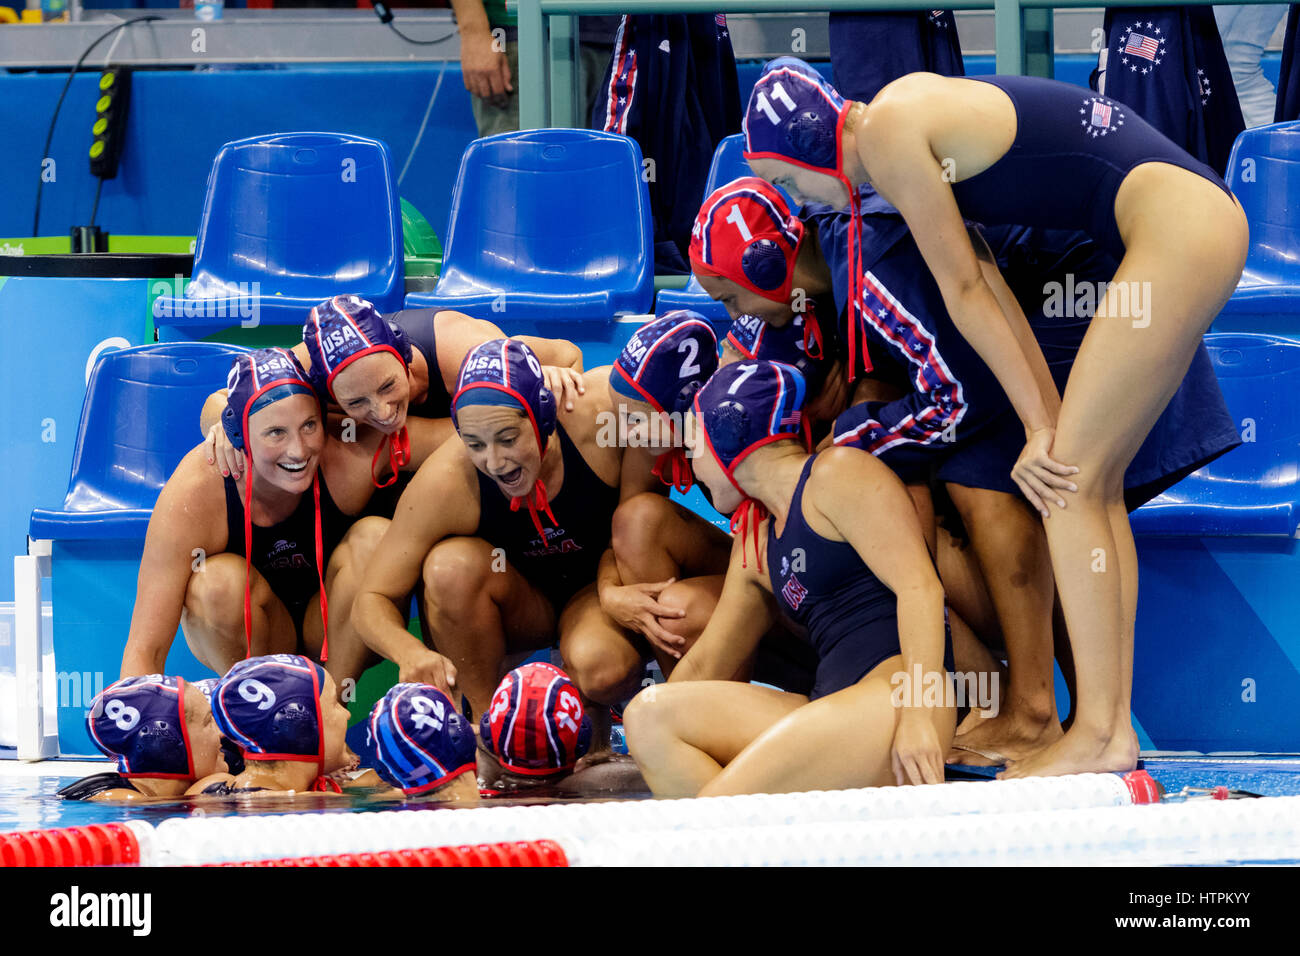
[452,0,620,137]
[1215,5,1287,127]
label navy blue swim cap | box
[726,313,830,395]
[695,359,807,483]
[611,311,719,416]
[87,675,194,779]
[212,655,326,772]
[368,684,477,796]
[452,338,556,454]
[222,347,318,454]
[744,58,848,174]
[303,294,412,400]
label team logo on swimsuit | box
[781,573,808,611]
[266,538,308,570]
[1116,21,1166,75]
[1080,95,1125,139]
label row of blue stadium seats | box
[153,121,1300,336]
[28,332,1300,543]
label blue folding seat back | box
[654,133,797,319]
[154,133,404,332]
[706,133,751,194]
[406,129,652,319]
[29,343,249,540]
[1216,122,1300,330]
[1130,333,1300,536]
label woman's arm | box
[516,334,584,373]
[968,224,1062,421]
[856,102,1076,513]
[120,449,227,677]
[668,535,775,683]
[807,447,948,783]
[352,440,481,694]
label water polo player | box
[349,339,647,735]
[120,348,386,681]
[208,654,355,794]
[59,675,228,802]
[740,57,1247,778]
[624,360,955,796]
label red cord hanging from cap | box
[242,463,255,660]
[801,309,825,361]
[844,185,872,383]
[652,448,694,494]
[511,480,560,543]
[371,426,411,488]
[240,460,329,662]
[729,498,769,572]
[312,474,329,662]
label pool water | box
[0,767,655,835]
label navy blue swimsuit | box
[807,196,1013,486]
[223,473,353,640]
[474,424,620,613]
[767,458,953,700]
[950,75,1234,260]
[809,197,1240,503]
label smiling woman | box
[344,338,650,744]
[118,348,392,685]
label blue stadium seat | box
[404,129,652,320]
[153,132,404,338]
[1130,333,1300,537]
[29,343,248,540]
[1214,122,1300,334]
[654,133,796,319]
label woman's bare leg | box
[1003,172,1247,777]
[181,554,296,674]
[623,680,808,797]
[703,658,956,796]
[421,536,555,717]
[611,493,732,582]
[946,484,1062,764]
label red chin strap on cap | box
[240,457,330,663]
[697,401,772,573]
[729,498,768,573]
[371,426,411,488]
[652,447,694,494]
[802,306,825,361]
[510,480,560,543]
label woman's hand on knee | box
[600,579,688,659]
[1012,427,1078,518]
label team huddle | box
[70,57,1247,803]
